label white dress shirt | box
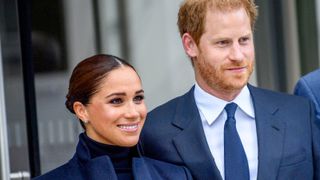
[194,83,258,180]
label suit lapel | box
[169,85,286,179]
[172,87,222,180]
[249,85,286,179]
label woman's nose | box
[124,103,140,119]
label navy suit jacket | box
[140,85,320,180]
[34,134,192,180]
[294,69,320,121]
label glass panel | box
[0,0,30,178]
[0,32,10,180]
[32,0,89,173]
[296,0,319,74]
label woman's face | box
[75,66,147,147]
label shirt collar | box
[194,83,255,125]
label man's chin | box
[220,80,248,92]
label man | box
[294,68,320,121]
[140,0,320,179]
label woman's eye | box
[133,95,144,103]
[109,98,123,104]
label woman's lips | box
[117,123,139,132]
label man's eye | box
[133,95,144,103]
[109,98,123,104]
[216,40,230,47]
[239,37,250,44]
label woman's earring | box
[83,120,88,124]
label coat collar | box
[74,133,154,180]
[75,135,118,179]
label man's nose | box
[229,43,245,61]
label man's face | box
[192,7,254,98]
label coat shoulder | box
[301,68,320,83]
[33,158,82,180]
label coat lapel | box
[75,135,118,180]
[172,87,222,180]
[132,158,153,180]
[84,157,118,180]
[249,85,286,180]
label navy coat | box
[34,134,193,180]
[294,68,320,121]
[140,85,320,180]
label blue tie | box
[224,103,249,180]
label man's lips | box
[226,66,247,72]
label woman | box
[34,54,192,180]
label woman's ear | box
[182,33,198,58]
[73,101,89,124]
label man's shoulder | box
[148,87,194,117]
[249,85,310,105]
[301,68,320,82]
[295,69,320,92]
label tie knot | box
[225,103,238,118]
